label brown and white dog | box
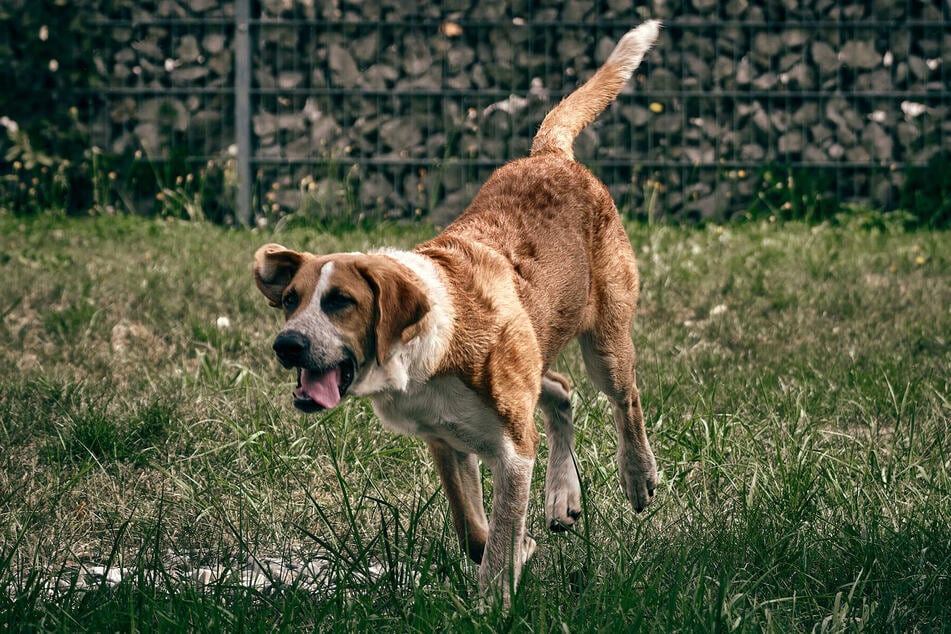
[254,21,660,603]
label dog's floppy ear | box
[253,244,304,308]
[356,257,430,365]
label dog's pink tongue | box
[299,366,342,409]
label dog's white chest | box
[370,376,503,457]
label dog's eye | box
[282,290,300,311]
[322,288,355,314]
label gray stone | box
[778,131,804,154]
[682,52,711,87]
[782,63,814,89]
[770,111,791,133]
[736,56,753,85]
[803,145,828,162]
[379,117,422,153]
[862,122,893,162]
[792,102,818,125]
[115,47,136,64]
[260,26,298,48]
[752,32,783,58]
[310,118,342,150]
[620,105,650,127]
[713,56,735,85]
[595,36,616,65]
[186,0,217,11]
[827,143,845,159]
[401,34,433,77]
[839,40,880,70]
[362,64,398,90]
[690,194,719,220]
[655,113,683,134]
[284,135,313,160]
[132,40,164,61]
[845,145,871,162]
[202,33,227,55]
[557,34,587,61]
[112,63,131,82]
[854,69,891,91]
[133,122,162,154]
[358,172,394,210]
[781,29,810,48]
[277,71,304,90]
[352,32,380,66]
[139,97,190,131]
[907,56,931,80]
[110,97,137,124]
[447,43,475,71]
[176,35,201,63]
[561,0,594,21]
[253,111,278,137]
[741,143,766,160]
[328,44,360,88]
[752,107,770,133]
[646,66,679,91]
[724,0,748,15]
[207,51,231,77]
[897,121,920,146]
[191,110,221,131]
[753,72,779,90]
[170,65,209,83]
[157,0,186,18]
[811,41,839,74]
[683,146,715,164]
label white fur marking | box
[283,261,344,363]
[349,249,455,397]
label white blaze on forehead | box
[315,260,335,298]
[283,260,343,352]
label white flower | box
[0,116,19,133]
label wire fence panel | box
[80,0,950,224]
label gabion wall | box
[82,0,951,223]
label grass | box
[0,211,949,631]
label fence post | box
[234,0,252,226]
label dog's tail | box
[530,20,660,160]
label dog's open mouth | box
[293,357,355,413]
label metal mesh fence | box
[80,0,951,224]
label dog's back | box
[418,20,661,366]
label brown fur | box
[253,21,661,605]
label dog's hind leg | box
[539,371,582,531]
[579,328,657,513]
[428,439,489,564]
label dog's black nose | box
[273,330,309,368]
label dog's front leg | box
[479,448,536,606]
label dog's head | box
[253,244,430,412]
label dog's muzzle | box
[272,330,355,412]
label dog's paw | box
[618,446,657,512]
[521,532,537,565]
[545,458,582,531]
[478,531,536,607]
[546,485,582,532]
